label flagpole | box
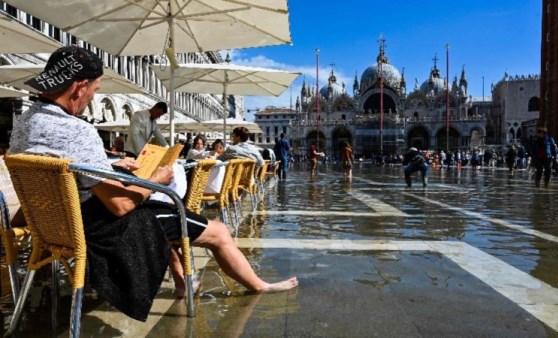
[315,48,320,151]
[380,57,384,156]
[445,43,450,153]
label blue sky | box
[228,0,541,121]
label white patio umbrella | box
[151,62,299,141]
[0,85,27,98]
[158,117,263,134]
[0,64,149,95]
[0,12,61,53]
[3,0,292,145]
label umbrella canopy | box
[0,64,148,94]
[161,118,263,134]
[4,0,292,56]
[95,118,262,135]
[0,85,27,98]
[3,0,292,148]
[151,62,299,139]
[151,63,301,96]
[0,12,61,53]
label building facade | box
[253,107,296,146]
[0,4,244,147]
[541,0,558,138]
[282,39,539,159]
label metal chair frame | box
[4,155,196,338]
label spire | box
[400,67,406,92]
[452,76,459,93]
[430,53,441,79]
[328,68,336,85]
[353,71,360,96]
[459,65,468,95]
[376,34,389,64]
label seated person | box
[211,139,225,157]
[205,139,227,194]
[402,147,428,188]
[186,134,213,160]
[218,127,264,167]
[9,46,297,322]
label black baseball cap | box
[25,46,103,93]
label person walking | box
[506,144,517,173]
[340,140,355,179]
[124,101,169,157]
[276,133,290,179]
[531,127,557,188]
[309,142,325,178]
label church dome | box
[360,62,402,92]
[420,76,445,95]
[320,70,345,100]
[418,57,446,96]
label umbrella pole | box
[170,66,175,146]
[168,14,176,146]
[223,76,228,144]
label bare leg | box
[194,220,298,293]
[169,246,186,297]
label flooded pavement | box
[3,163,558,337]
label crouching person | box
[402,147,428,188]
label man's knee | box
[197,220,233,248]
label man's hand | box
[149,165,174,185]
[112,157,140,171]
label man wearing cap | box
[9,46,297,322]
[401,147,428,188]
[124,101,169,157]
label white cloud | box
[229,52,355,120]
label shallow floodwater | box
[4,162,558,337]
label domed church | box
[290,37,486,159]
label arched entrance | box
[331,126,353,161]
[363,92,397,114]
[100,98,116,122]
[435,127,460,150]
[407,126,430,150]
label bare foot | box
[255,277,298,293]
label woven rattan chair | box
[184,158,217,214]
[256,160,270,193]
[0,191,30,304]
[227,158,245,225]
[266,160,281,178]
[200,159,242,226]
[234,159,258,213]
[4,154,197,337]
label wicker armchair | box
[4,154,197,337]
[183,159,217,214]
[200,159,242,226]
[266,160,281,178]
[227,158,246,225]
[0,191,30,304]
[235,159,258,212]
[256,160,270,193]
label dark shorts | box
[342,161,352,169]
[81,196,208,242]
